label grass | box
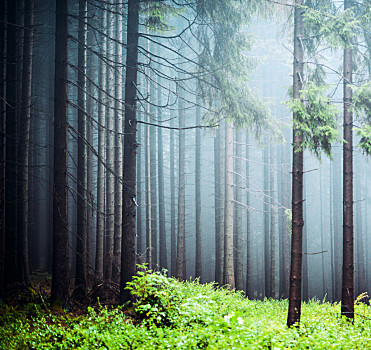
[1,268,371,349]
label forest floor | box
[1,270,371,349]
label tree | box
[341,0,354,320]
[51,0,70,305]
[287,0,305,327]
[120,0,140,304]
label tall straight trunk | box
[17,0,34,285]
[214,127,222,284]
[215,125,225,284]
[333,145,342,301]
[287,0,305,327]
[120,0,139,303]
[281,135,291,299]
[113,4,123,283]
[0,0,5,294]
[158,78,167,270]
[170,117,176,277]
[136,113,143,256]
[195,101,202,280]
[270,143,276,298]
[51,0,70,305]
[341,0,354,319]
[176,81,186,281]
[95,5,107,282]
[245,133,252,298]
[4,0,18,287]
[319,167,326,298]
[150,77,158,270]
[263,139,271,297]
[234,129,243,290]
[74,0,87,300]
[105,2,115,281]
[223,122,235,289]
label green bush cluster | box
[1,268,371,349]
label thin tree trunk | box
[176,80,186,281]
[95,4,107,282]
[17,0,34,286]
[74,0,88,300]
[4,0,18,287]
[234,129,243,290]
[195,101,202,280]
[341,0,354,319]
[319,167,326,299]
[158,77,167,270]
[104,1,115,281]
[170,117,176,277]
[270,142,276,298]
[120,0,139,303]
[246,133,252,298]
[0,0,5,294]
[113,3,123,283]
[51,0,70,305]
[223,122,235,289]
[287,0,305,327]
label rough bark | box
[51,0,70,305]
[341,0,354,319]
[287,0,305,327]
[120,0,139,303]
[223,122,235,289]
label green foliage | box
[286,82,340,158]
[141,1,180,33]
[353,81,371,122]
[357,124,371,156]
[2,274,371,349]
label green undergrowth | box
[1,268,371,349]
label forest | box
[0,0,371,348]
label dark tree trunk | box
[120,0,139,304]
[51,0,70,305]
[4,0,18,288]
[287,0,305,327]
[341,0,354,319]
[17,0,34,285]
[195,101,202,280]
[74,0,87,300]
[0,0,5,294]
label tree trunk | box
[176,80,186,281]
[270,142,276,298]
[95,4,107,282]
[195,101,202,280]
[0,0,5,294]
[170,116,176,277]
[341,0,354,320]
[104,1,115,281]
[287,0,305,327]
[51,0,70,305]
[4,0,18,288]
[17,0,34,286]
[113,3,123,283]
[223,122,235,289]
[158,77,167,271]
[245,133,252,298]
[74,0,87,300]
[234,129,243,290]
[120,0,139,303]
